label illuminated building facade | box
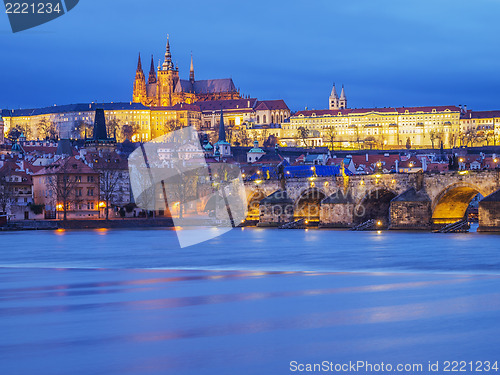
[33,156,100,220]
[459,110,500,147]
[0,115,4,143]
[133,37,241,107]
[283,106,463,149]
[1,103,151,142]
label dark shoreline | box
[1,218,175,231]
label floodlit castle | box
[133,36,241,107]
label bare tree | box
[94,152,126,220]
[46,159,80,221]
[165,120,183,134]
[325,126,337,150]
[75,120,93,139]
[8,123,33,141]
[106,118,120,140]
[238,129,251,146]
[37,119,58,140]
[429,130,439,149]
[365,136,377,150]
[0,165,14,215]
[485,130,496,146]
[297,126,309,147]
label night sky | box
[1,0,500,112]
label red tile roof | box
[255,100,290,111]
[35,156,97,176]
[294,106,461,117]
[195,98,258,112]
[462,110,500,119]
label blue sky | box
[1,0,500,111]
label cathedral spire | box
[189,53,195,83]
[218,109,226,143]
[136,53,143,72]
[339,85,347,109]
[162,35,174,71]
[133,53,146,103]
[330,83,338,98]
[148,54,157,84]
[340,84,346,100]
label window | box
[88,189,94,197]
[87,176,94,183]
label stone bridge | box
[244,171,500,231]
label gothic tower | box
[156,36,180,107]
[329,83,339,110]
[148,55,157,84]
[214,109,231,157]
[189,53,195,83]
[339,85,347,109]
[132,53,147,104]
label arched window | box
[257,115,260,123]
[271,115,274,124]
[263,115,267,123]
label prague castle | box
[132,37,241,107]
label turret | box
[214,109,231,157]
[156,35,180,106]
[162,36,175,71]
[329,83,339,110]
[339,85,347,109]
[189,53,195,83]
[148,55,157,84]
[92,108,108,141]
[133,53,147,104]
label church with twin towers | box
[329,83,347,110]
[133,36,241,107]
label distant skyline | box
[2,0,500,112]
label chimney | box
[421,157,427,172]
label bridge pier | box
[478,189,500,232]
[320,190,356,228]
[257,190,294,227]
[389,188,432,230]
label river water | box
[1,227,500,374]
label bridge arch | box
[294,187,327,222]
[432,182,485,224]
[354,187,398,226]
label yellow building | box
[283,106,462,149]
[2,103,152,142]
[0,115,4,143]
[150,103,202,139]
[459,110,500,147]
[133,37,241,107]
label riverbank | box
[1,218,175,231]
